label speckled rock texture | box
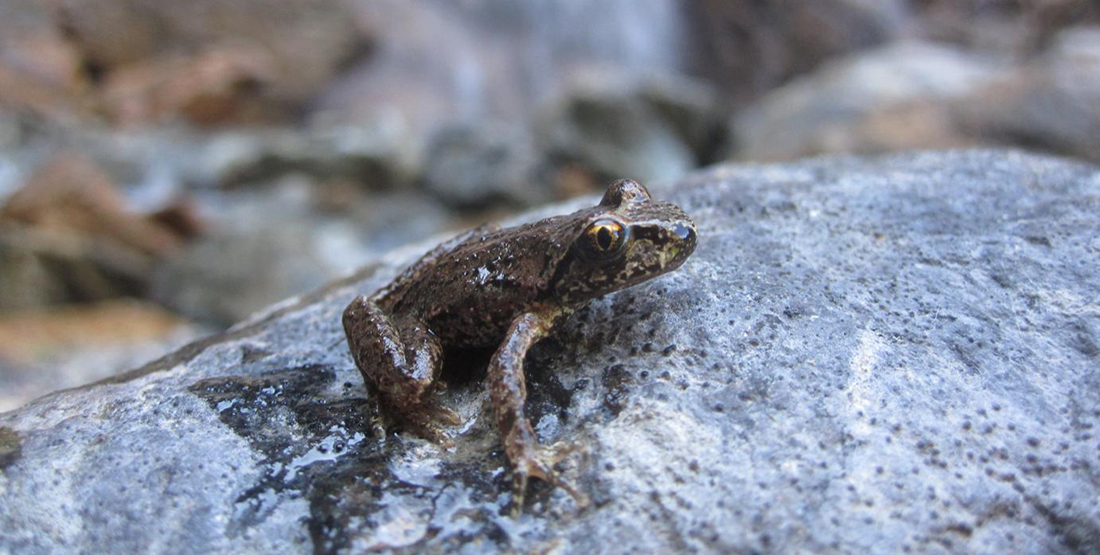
[2,150,1098,554]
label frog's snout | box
[650,220,696,271]
[670,221,697,260]
[673,222,696,244]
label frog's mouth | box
[631,221,696,272]
[620,241,691,285]
[661,245,682,268]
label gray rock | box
[53,0,367,107]
[912,1,1100,54]
[638,76,725,163]
[0,323,203,414]
[956,26,1100,164]
[731,42,1006,161]
[150,216,337,327]
[150,182,454,327]
[312,0,692,136]
[536,82,698,187]
[686,0,909,101]
[2,150,1099,554]
[214,124,415,192]
[421,124,544,209]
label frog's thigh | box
[342,295,441,400]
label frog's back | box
[377,215,584,347]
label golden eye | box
[584,219,626,256]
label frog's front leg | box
[343,295,460,444]
[489,308,589,513]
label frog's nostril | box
[672,223,695,242]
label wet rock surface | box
[2,150,1099,554]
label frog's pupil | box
[597,227,614,250]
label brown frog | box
[342,179,696,511]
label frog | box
[342,178,697,512]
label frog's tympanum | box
[343,179,696,512]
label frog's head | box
[549,179,697,304]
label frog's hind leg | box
[343,295,460,445]
[489,309,589,514]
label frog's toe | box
[416,404,461,431]
[369,417,388,443]
[431,405,462,427]
[403,419,455,449]
[510,445,589,515]
[546,439,583,462]
[400,404,462,447]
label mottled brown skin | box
[343,179,697,512]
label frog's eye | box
[581,219,627,258]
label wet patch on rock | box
[525,338,583,422]
[188,364,516,553]
[190,366,376,541]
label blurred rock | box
[730,41,1005,161]
[535,79,705,188]
[3,151,1099,553]
[915,0,1100,54]
[732,32,1100,164]
[214,124,414,193]
[423,75,725,209]
[956,26,1100,163]
[53,0,369,124]
[0,0,92,121]
[150,180,336,327]
[422,124,544,209]
[314,0,691,136]
[150,221,331,328]
[0,58,91,124]
[0,232,147,310]
[685,0,908,102]
[151,179,456,327]
[0,154,201,310]
[639,77,726,164]
[0,119,30,200]
[100,45,278,127]
[147,199,205,242]
[2,154,186,255]
[0,300,182,365]
[0,232,73,310]
[0,300,201,412]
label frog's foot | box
[398,403,462,449]
[367,402,388,443]
[510,441,589,516]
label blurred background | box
[1,0,1098,411]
